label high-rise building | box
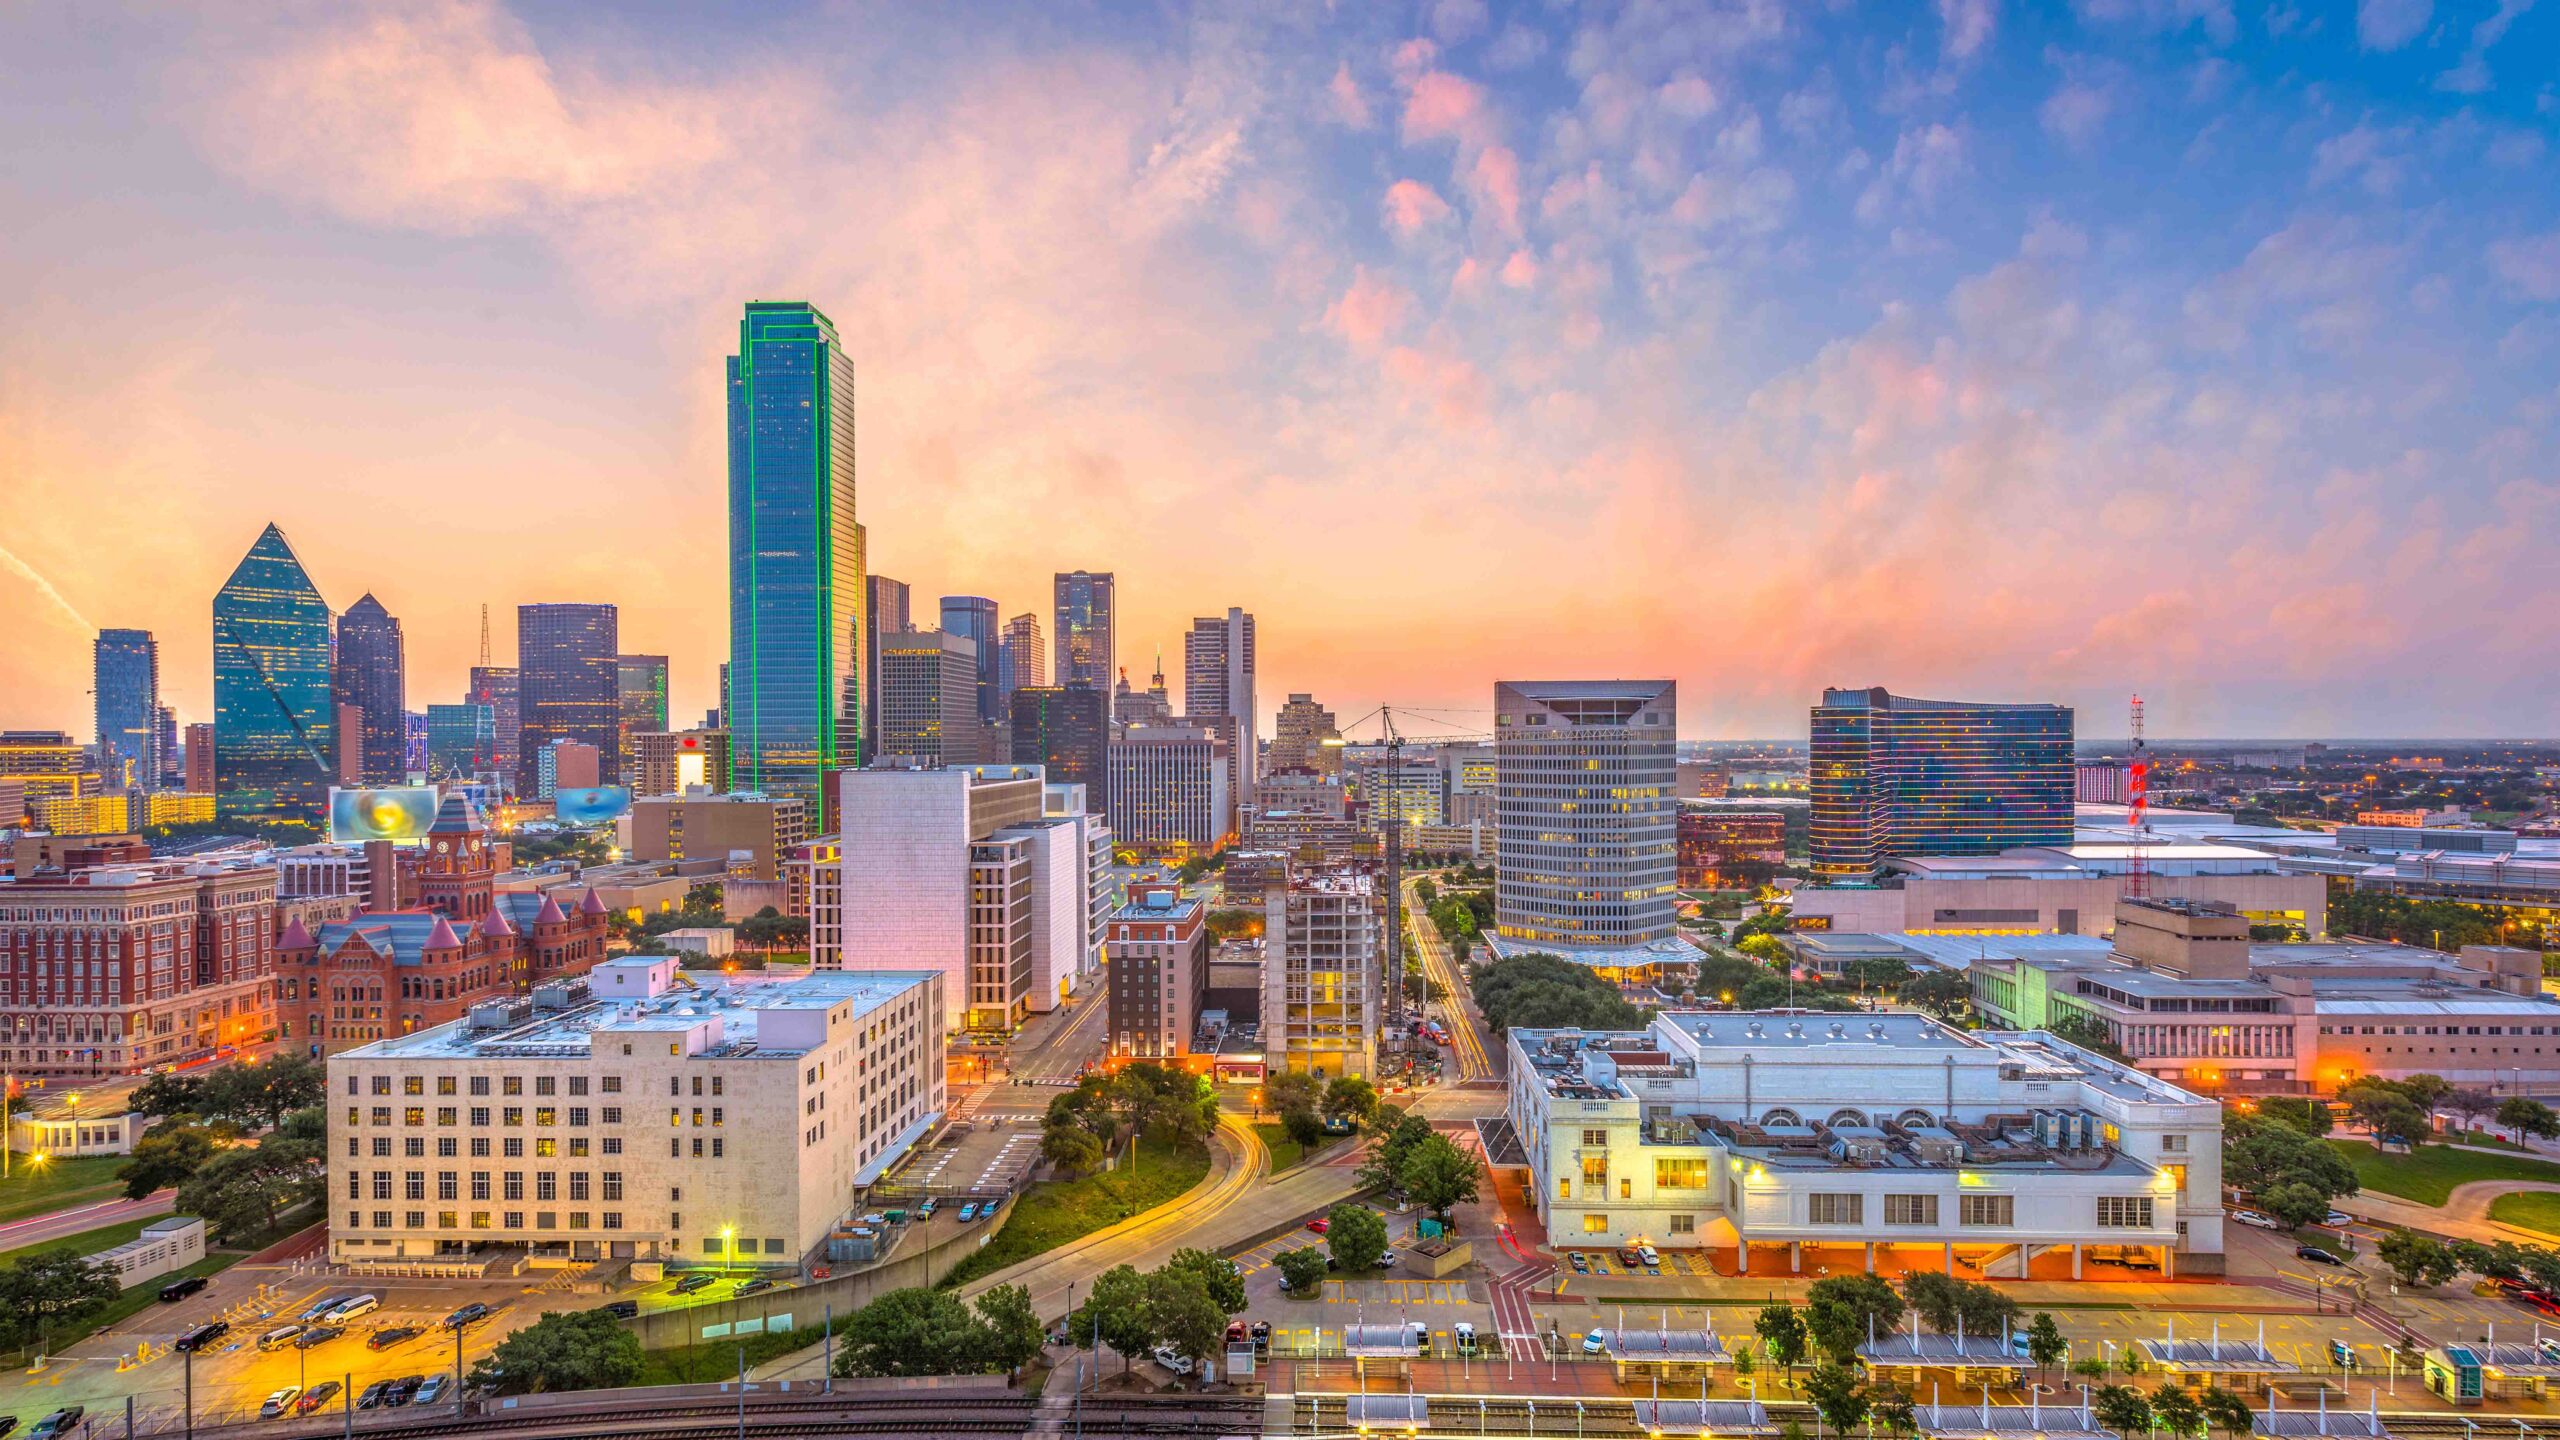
[183,722,215,794]
[1492,680,1678,967]
[628,791,810,882]
[1107,724,1231,857]
[1010,684,1107,809]
[536,739,602,799]
[1113,656,1175,729]
[333,594,407,785]
[997,612,1046,702]
[1264,867,1381,1079]
[424,703,498,779]
[516,604,619,793]
[1106,881,1207,1061]
[1053,571,1115,715]
[938,597,1001,725]
[1183,607,1257,829]
[1809,687,2075,878]
[878,629,982,765]
[727,301,863,803]
[1271,693,1340,778]
[635,729,732,797]
[864,575,910,757]
[467,665,520,779]
[156,705,182,789]
[92,628,160,789]
[213,523,336,825]
[616,654,670,773]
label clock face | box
[435,840,450,854]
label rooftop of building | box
[1817,688,2068,713]
[1484,933,1698,967]
[1113,888,1203,921]
[340,963,935,1062]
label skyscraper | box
[183,721,215,794]
[864,575,910,758]
[213,523,336,824]
[333,594,407,784]
[997,612,1046,701]
[1271,693,1341,778]
[1010,684,1107,809]
[1492,680,1678,967]
[155,705,181,788]
[940,596,1001,725]
[424,703,498,779]
[1053,571,1115,713]
[728,300,863,804]
[616,654,669,774]
[516,603,619,792]
[92,628,160,789]
[467,665,520,779]
[1184,607,1257,828]
[1809,687,2075,878]
[877,629,982,765]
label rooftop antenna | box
[2126,695,2151,900]
[478,604,493,669]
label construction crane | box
[1330,704,1488,1034]
[2125,695,2152,900]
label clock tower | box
[416,792,497,922]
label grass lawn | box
[940,1136,1211,1288]
[634,1322,827,1385]
[0,1155,131,1224]
[2329,1139,2560,1206]
[2489,1191,2560,1237]
[2446,1129,2527,1151]
[0,1214,161,1269]
[1254,1122,1305,1174]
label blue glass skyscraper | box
[728,302,862,804]
[1810,687,2074,877]
[214,523,336,824]
[93,628,160,789]
[940,595,1000,724]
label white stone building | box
[1263,868,1381,1079]
[1491,680,1680,974]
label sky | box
[2,0,2555,743]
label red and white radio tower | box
[2125,695,2151,900]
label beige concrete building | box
[633,730,731,798]
[1270,694,1341,779]
[1263,868,1381,1079]
[1790,844,2325,939]
[628,790,811,882]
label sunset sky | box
[3,0,2555,741]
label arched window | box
[1760,1108,1803,1127]
[1895,1108,1937,1129]
[1826,1108,1870,1129]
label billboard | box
[554,786,632,825]
[329,786,440,843]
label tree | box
[1804,1273,1903,1363]
[1737,934,1790,965]
[2153,1387,2205,1440]
[1163,1249,1247,1315]
[1356,1110,1434,1194]
[1143,1267,1228,1369]
[2375,1230,2459,1289]
[2255,1098,2333,1136]
[1282,1107,1326,1150]
[2092,1386,2153,1436]
[1322,1077,1379,1128]
[1901,970,1973,1022]
[1754,1302,1807,1379]
[175,1115,325,1243]
[2197,1386,2255,1440]
[1869,1383,1918,1440]
[835,1286,985,1377]
[1899,1273,2014,1337]
[473,1309,643,1393]
[118,1124,221,1200]
[2025,1313,2067,1379]
[972,1285,1047,1375]
[2499,1096,2560,1142]
[1399,1133,1482,1225]
[1264,1071,1321,1120]
[197,1055,325,1130]
[130,1071,205,1119]
[0,1251,121,1355]
[1275,1247,1330,1293]
[1042,1123,1106,1177]
[1326,1204,1389,1272]
[1070,1264,1156,1374]
[2340,1081,2428,1144]
[2257,1181,2332,1231]
[1471,954,1649,1034]
[1803,1362,1870,1433]
[2444,1088,2498,1136]
[2223,1113,2360,1211]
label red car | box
[1305,1217,1329,1235]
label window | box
[1581,1156,1608,1182]
[1581,1129,1608,1146]
[2097,1196,2155,1228]
[602,1172,623,1201]
[1618,1178,1630,1199]
[1808,1193,1863,1225]
[1883,1194,1938,1226]
[1668,1214,1696,1235]
[1959,1194,2014,1226]
[2160,1134,2187,1153]
[503,1172,524,1201]
[1583,1214,1609,1234]
[1655,1158,1709,1190]
[1556,1179,1572,1199]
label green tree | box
[0,1251,122,1355]
[2025,1313,2067,1379]
[2092,1385,2153,1436]
[2153,1387,2205,1440]
[2375,1230,2459,1288]
[1472,954,1649,1034]
[2256,1181,2332,1230]
[2255,1098,2333,1136]
[473,1309,643,1393]
[835,1286,985,1377]
[130,1071,205,1119]
[2197,1386,2255,1439]
[1737,933,1789,964]
[1042,1122,1106,1177]
[1275,1247,1330,1293]
[1162,1249,1247,1315]
[1898,1272,2012,1336]
[1803,1362,1870,1432]
[2340,1080,2429,1143]
[1753,1301,1807,1379]
[972,1285,1047,1375]
[1356,1110,1435,1194]
[1901,969,1973,1021]
[1322,1077,1379,1127]
[1325,1203,1388,1272]
[1144,1267,1228,1368]
[1804,1273,1903,1363]
[1282,1106,1327,1150]
[1069,1264,1156,1374]
[1398,1133,1481,1225]
[174,1110,326,1243]
[2223,1113,2360,1209]
[1869,1382,1918,1439]
[2498,1096,2560,1141]
[1263,1071,1322,1119]
[118,1124,220,1200]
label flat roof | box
[340,969,937,1062]
[1887,934,2118,970]
[1485,933,1698,967]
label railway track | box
[1291,1395,2560,1439]
[206,1392,1263,1440]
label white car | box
[1637,1245,1661,1267]
[1151,1346,1196,1376]
[2232,1209,2287,1231]
[259,1389,303,1419]
[1583,1328,1609,1355]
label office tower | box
[1010,684,1107,808]
[1492,680,1678,965]
[1107,881,1208,1061]
[213,523,336,825]
[1053,571,1115,714]
[1107,724,1231,856]
[877,629,982,765]
[1113,656,1175,729]
[1356,753,1445,827]
[467,665,520,778]
[635,728,732,797]
[403,710,429,776]
[938,596,1001,726]
[1183,607,1257,827]
[183,722,215,794]
[864,575,910,756]
[1271,693,1340,778]
[334,702,365,784]
[155,706,181,788]
[616,654,669,773]
[1809,687,2075,877]
[727,300,863,803]
[1264,867,1381,1079]
[516,604,619,792]
[997,612,1046,701]
[92,628,160,789]
[333,594,406,785]
[424,703,498,779]
[536,739,603,798]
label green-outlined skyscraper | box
[214,522,335,824]
[727,301,863,806]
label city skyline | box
[4,3,2557,739]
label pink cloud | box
[1469,145,1522,235]
[1324,267,1413,352]
[1383,345,1491,426]
[1326,61,1371,128]
[1381,178,1452,235]
[1402,71,1487,146]
[1500,248,1539,288]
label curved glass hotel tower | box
[213,522,336,824]
[728,302,863,805]
[1810,687,2075,878]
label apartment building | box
[1106,883,1208,1060]
[1262,868,1381,1079]
[326,957,943,1268]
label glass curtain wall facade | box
[1009,684,1107,808]
[425,703,498,778]
[617,654,669,775]
[728,301,862,803]
[213,523,336,823]
[516,604,620,791]
[93,628,160,789]
[1052,571,1115,716]
[1809,687,2075,877]
[940,596,1001,724]
[333,594,407,784]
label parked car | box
[443,1302,491,1329]
[1377,1249,1399,1269]
[2232,1209,2286,1230]
[1250,1319,1272,1355]
[1454,1320,1478,1354]
[412,1375,452,1406]
[1568,1252,1590,1274]
[257,1325,305,1352]
[28,1410,81,1440]
[1616,1247,1643,1269]
[174,1321,229,1353]
[2297,1245,2346,1266]
[356,1382,393,1411]
[1583,1329,1609,1355]
[1637,1245,1661,1268]
[1304,1217,1329,1234]
[385,1376,426,1406]
[2,1416,25,1437]
[736,1278,777,1296]
[916,1199,938,1218]
[957,1202,980,1222]
[1152,1346,1196,1376]
[367,1326,422,1351]
[2323,1210,2356,1228]
[296,1382,343,1415]
[159,1276,210,1304]
[258,1390,302,1420]
[296,1325,346,1349]
[300,1294,352,1322]
[329,1295,381,1323]
[672,1273,717,1295]
[603,1300,640,1320]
